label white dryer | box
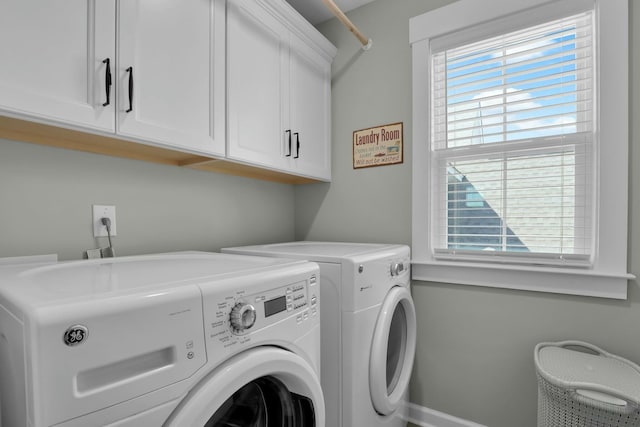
[223,242,417,427]
[0,252,324,427]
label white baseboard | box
[404,402,487,427]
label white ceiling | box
[285,0,376,25]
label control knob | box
[390,262,405,276]
[230,302,257,333]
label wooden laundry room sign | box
[353,122,403,169]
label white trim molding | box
[409,0,634,299]
[404,402,487,427]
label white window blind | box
[430,11,595,266]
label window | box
[433,10,594,265]
[410,0,633,299]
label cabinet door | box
[226,0,290,171]
[289,36,332,181]
[0,0,115,131]
[117,0,225,156]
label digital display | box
[264,295,287,317]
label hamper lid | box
[537,344,640,404]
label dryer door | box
[369,285,417,416]
[164,347,324,427]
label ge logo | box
[63,325,88,346]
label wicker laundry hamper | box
[535,341,640,427]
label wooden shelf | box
[0,116,322,185]
[184,158,320,184]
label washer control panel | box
[208,274,319,349]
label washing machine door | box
[369,285,417,416]
[164,347,325,427]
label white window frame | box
[410,0,634,299]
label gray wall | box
[0,139,295,260]
[303,1,640,426]
[1,2,638,426]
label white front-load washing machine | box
[223,242,417,427]
[0,252,324,427]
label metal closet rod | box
[321,0,372,50]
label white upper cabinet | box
[288,35,333,180]
[117,0,225,156]
[0,0,116,132]
[227,0,289,171]
[1,0,334,182]
[0,0,225,157]
[227,0,336,181]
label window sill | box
[411,260,635,300]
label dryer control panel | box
[348,250,411,312]
[389,258,410,278]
